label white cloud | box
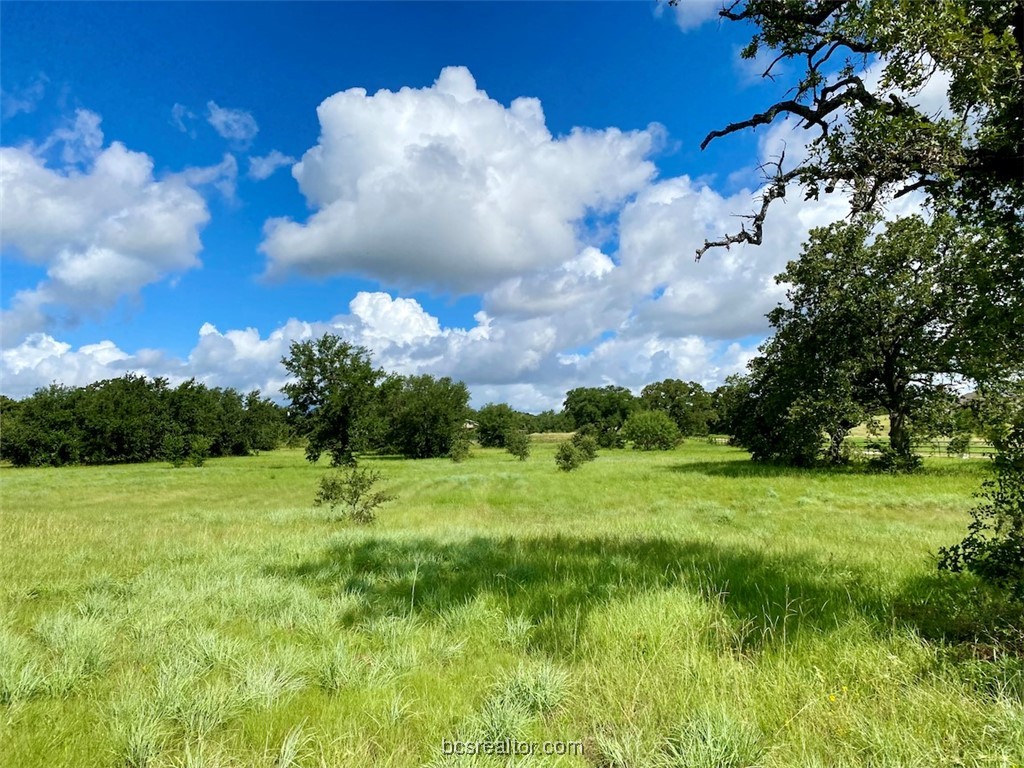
[0,112,210,345]
[260,66,659,293]
[670,0,721,31]
[206,101,259,145]
[171,103,197,136]
[247,149,295,180]
[1,74,48,120]
[176,153,239,201]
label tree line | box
[0,375,287,468]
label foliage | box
[640,379,716,437]
[380,374,471,459]
[281,334,383,466]
[1,376,286,468]
[570,431,599,462]
[527,409,573,433]
[939,415,1024,601]
[562,386,637,448]
[622,410,682,451]
[475,403,528,448]
[313,466,395,523]
[554,441,584,472]
[448,429,472,463]
[697,0,1024,275]
[505,429,531,461]
[736,215,975,468]
[709,375,753,439]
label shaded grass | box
[1,443,1021,767]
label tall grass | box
[1,443,1021,766]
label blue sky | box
[2,1,858,411]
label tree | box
[739,215,972,466]
[505,429,531,461]
[381,374,471,459]
[622,410,683,451]
[640,379,716,437]
[281,334,383,466]
[475,403,528,448]
[562,386,638,448]
[709,375,753,438]
[695,0,1024,271]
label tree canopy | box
[696,0,1023,262]
[281,334,383,466]
[734,214,977,466]
[562,385,639,448]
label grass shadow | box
[270,535,898,656]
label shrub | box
[866,443,922,473]
[570,432,599,462]
[939,423,1024,601]
[448,431,471,463]
[314,466,395,523]
[505,430,531,461]
[947,432,972,457]
[622,410,682,451]
[555,442,584,472]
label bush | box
[622,410,682,450]
[947,432,972,457]
[314,466,395,523]
[570,432,599,462]
[505,430,531,461]
[448,431,471,463]
[939,423,1024,601]
[555,442,584,472]
[866,443,922,473]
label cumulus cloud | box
[261,66,659,292]
[0,111,210,345]
[206,101,259,145]
[248,149,295,180]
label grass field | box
[1,442,1022,767]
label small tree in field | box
[314,466,395,524]
[505,429,530,461]
[555,441,584,472]
[622,410,682,451]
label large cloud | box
[261,66,659,292]
[0,110,214,345]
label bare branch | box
[696,155,801,261]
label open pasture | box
[1,443,1021,767]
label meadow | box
[1,441,1022,767]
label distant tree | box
[1,385,83,467]
[241,390,287,453]
[640,379,715,436]
[505,429,531,461]
[529,409,573,433]
[622,410,683,451]
[562,386,638,448]
[555,441,585,472]
[281,334,383,466]
[382,374,471,459]
[709,375,753,438]
[570,431,599,462]
[475,403,527,448]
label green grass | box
[1,443,1022,767]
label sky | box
[0,1,903,411]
